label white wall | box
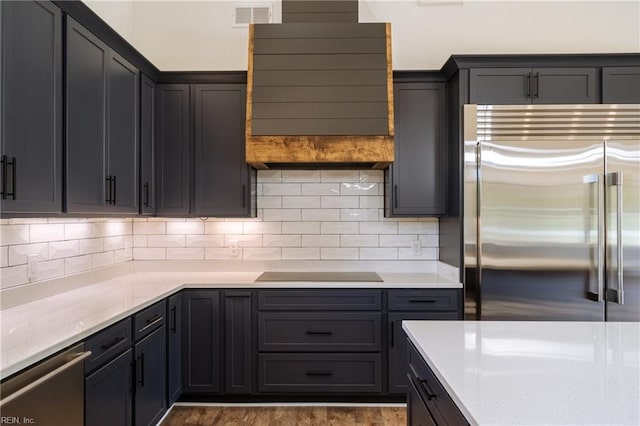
[84,0,640,71]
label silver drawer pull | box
[305,331,333,335]
[138,315,163,334]
[0,351,92,407]
[306,370,332,377]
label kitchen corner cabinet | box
[182,290,221,394]
[469,67,598,104]
[66,17,139,214]
[194,85,256,217]
[223,291,253,394]
[602,67,640,103]
[140,74,156,215]
[155,84,191,216]
[1,0,63,215]
[385,82,446,217]
[167,292,183,405]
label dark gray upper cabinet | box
[66,17,139,214]
[469,67,598,104]
[182,290,220,394]
[223,291,253,394]
[386,82,446,217]
[194,84,255,217]
[140,74,156,215]
[602,67,640,103]
[155,84,191,216]
[1,1,63,215]
[167,292,182,405]
[107,51,139,214]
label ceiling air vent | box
[233,5,272,27]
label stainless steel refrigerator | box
[464,104,640,321]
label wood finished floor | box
[161,406,407,426]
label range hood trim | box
[245,23,394,169]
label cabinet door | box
[107,50,139,213]
[85,349,133,426]
[1,1,62,214]
[167,292,182,404]
[140,74,155,214]
[182,290,220,394]
[407,376,437,426]
[155,84,190,216]
[223,291,253,394]
[387,82,446,216]
[602,67,640,104]
[388,312,458,394]
[533,67,598,104]
[135,327,167,426]
[66,17,108,213]
[194,84,254,217]
[469,68,531,104]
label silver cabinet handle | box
[609,171,624,304]
[584,173,604,302]
[138,315,163,334]
[0,350,92,407]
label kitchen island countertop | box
[1,268,459,379]
[403,320,640,426]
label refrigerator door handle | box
[584,173,604,302]
[608,171,625,304]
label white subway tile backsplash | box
[243,222,282,235]
[114,248,131,264]
[282,170,320,182]
[360,222,398,235]
[64,255,93,275]
[8,243,48,266]
[103,236,124,251]
[321,170,359,182]
[167,221,204,235]
[301,183,339,196]
[64,223,96,240]
[302,209,340,222]
[359,248,398,260]
[49,240,80,260]
[419,234,439,247]
[132,235,148,248]
[340,182,378,196]
[224,235,262,248]
[205,247,241,260]
[282,248,320,260]
[1,265,28,289]
[35,259,65,281]
[0,225,29,246]
[262,209,301,222]
[148,235,186,248]
[0,247,8,267]
[257,170,282,182]
[341,209,378,222]
[302,235,340,247]
[321,248,359,260]
[399,247,438,260]
[321,222,358,235]
[243,248,281,260]
[257,196,282,209]
[359,196,383,209]
[263,235,301,247]
[263,183,300,196]
[282,222,320,235]
[92,252,115,268]
[282,196,320,209]
[79,238,104,255]
[321,196,358,209]
[29,224,64,243]
[133,248,166,260]
[185,235,224,247]
[166,248,204,260]
[379,234,417,247]
[359,170,383,183]
[340,235,378,247]
[133,222,166,235]
[399,222,439,235]
[98,221,131,237]
[205,222,243,234]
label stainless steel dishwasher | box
[0,343,91,426]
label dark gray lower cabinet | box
[386,82,446,216]
[134,326,167,426]
[182,290,220,394]
[407,375,436,426]
[167,293,182,404]
[223,291,253,394]
[602,67,640,103]
[85,349,133,426]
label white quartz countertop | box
[0,270,459,379]
[403,321,640,426]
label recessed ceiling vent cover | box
[234,5,272,26]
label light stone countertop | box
[0,269,460,379]
[403,320,640,426]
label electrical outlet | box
[410,240,422,256]
[27,254,39,281]
[229,240,239,257]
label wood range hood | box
[245,0,394,170]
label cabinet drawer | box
[133,300,165,342]
[258,290,381,311]
[258,354,382,393]
[258,312,381,352]
[408,342,468,425]
[85,318,132,374]
[388,289,459,312]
